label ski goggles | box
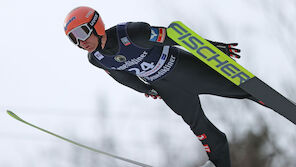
[67,23,93,45]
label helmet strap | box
[88,11,102,44]
[89,11,99,29]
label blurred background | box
[1,0,296,166]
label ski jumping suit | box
[88,22,255,167]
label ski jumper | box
[88,22,253,167]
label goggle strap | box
[89,11,99,28]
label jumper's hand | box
[145,94,161,99]
[212,42,241,59]
[145,89,161,99]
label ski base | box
[240,77,296,124]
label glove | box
[209,41,241,59]
[145,89,161,99]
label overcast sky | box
[1,0,296,166]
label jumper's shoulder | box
[126,22,151,41]
[127,22,150,30]
[87,52,104,69]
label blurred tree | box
[68,96,118,167]
[183,116,294,167]
[229,120,279,167]
[256,0,296,98]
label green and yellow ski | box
[167,21,296,125]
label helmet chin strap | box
[95,35,103,51]
[92,29,104,51]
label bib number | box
[128,62,155,75]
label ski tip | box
[6,110,23,121]
[168,21,182,27]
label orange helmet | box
[64,6,105,45]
